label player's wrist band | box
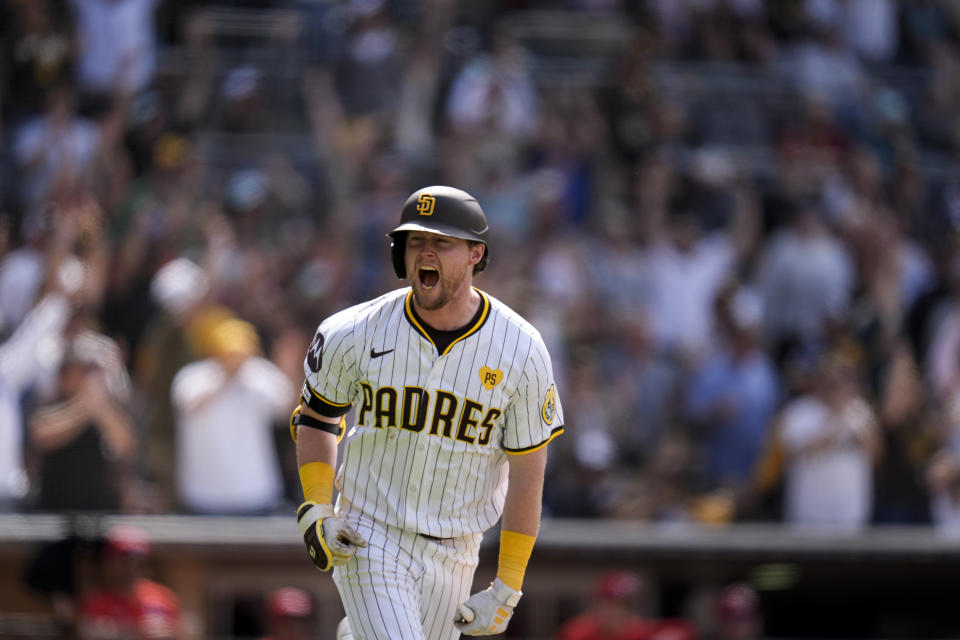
[497,530,536,591]
[299,461,335,505]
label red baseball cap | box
[595,571,643,602]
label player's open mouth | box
[419,266,439,290]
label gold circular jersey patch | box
[541,385,557,425]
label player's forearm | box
[497,448,548,590]
[296,406,340,504]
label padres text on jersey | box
[302,288,564,538]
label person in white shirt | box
[776,342,882,531]
[0,228,102,510]
[755,205,854,356]
[14,85,101,210]
[69,0,160,97]
[0,294,71,510]
[645,208,736,360]
[171,318,295,514]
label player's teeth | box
[419,267,439,289]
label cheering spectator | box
[754,200,855,362]
[171,317,294,514]
[135,257,230,513]
[0,201,109,512]
[445,30,539,143]
[0,292,72,511]
[684,285,781,503]
[1,0,960,548]
[28,331,136,513]
[773,341,882,531]
[643,190,738,362]
[334,1,402,121]
[69,0,160,106]
[789,20,867,120]
[13,83,102,211]
[0,215,47,338]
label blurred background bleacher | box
[5,0,960,638]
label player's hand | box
[454,577,521,636]
[296,501,367,571]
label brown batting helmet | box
[387,186,489,279]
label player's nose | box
[417,240,438,256]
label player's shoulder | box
[320,289,408,333]
[481,290,547,344]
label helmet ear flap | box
[391,233,407,279]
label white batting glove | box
[454,577,522,636]
[296,502,367,571]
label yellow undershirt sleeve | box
[298,461,334,505]
[497,530,536,591]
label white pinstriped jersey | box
[301,287,564,538]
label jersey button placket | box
[403,355,436,525]
[405,437,426,522]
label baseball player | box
[291,186,564,639]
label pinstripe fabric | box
[304,287,564,538]
[303,286,564,637]
[333,514,483,640]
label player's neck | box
[412,284,481,331]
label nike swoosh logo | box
[370,347,394,358]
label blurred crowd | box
[23,521,321,639]
[4,0,960,540]
[23,519,759,640]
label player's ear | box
[468,241,484,266]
